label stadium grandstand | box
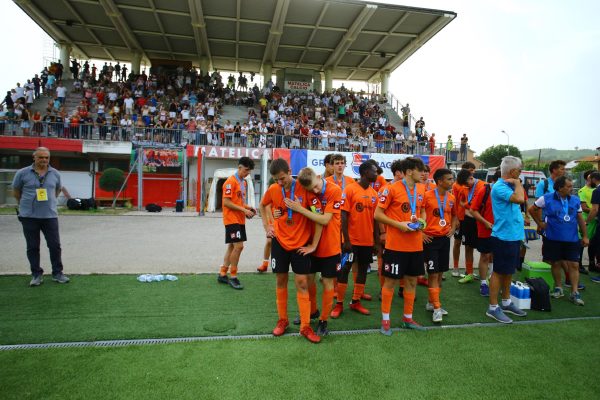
[1,0,466,208]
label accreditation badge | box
[36,188,48,201]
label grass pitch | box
[1,320,598,400]
[1,273,599,344]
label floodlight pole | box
[501,130,509,154]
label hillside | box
[521,148,597,162]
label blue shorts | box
[542,239,580,262]
[491,237,520,275]
[477,237,493,254]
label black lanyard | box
[33,170,47,188]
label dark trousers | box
[590,228,600,267]
[19,217,63,276]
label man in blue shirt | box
[529,176,588,305]
[535,159,566,197]
[486,156,527,323]
[12,147,70,286]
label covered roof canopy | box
[15,0,455,82]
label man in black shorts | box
[259,158,323,343]
[218,157,256,289]
[456,168,486,283]
[422,168,458,322]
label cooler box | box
[521,261,554,288]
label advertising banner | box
[273,149,446,179]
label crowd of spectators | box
[0,59,464,157]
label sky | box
[1,0,598,155]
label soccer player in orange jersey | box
[422,164,437,192]
[326,154,373,300]
[259,158,323,343]
[331,161,380,318]
[470,170,500,297]
[285,167,343,336]
[456,168,486,283]
[451,161,476,277]
[422,168,459,322]
[218,157,256,290]
[323,153,335,178]
[375,157,427,334]
[257,238,272,272]
[376,160,403,295]
[325,153,354,192]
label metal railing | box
[0,121,471,158]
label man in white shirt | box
[55,83,67,105]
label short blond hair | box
[298,167,317,188]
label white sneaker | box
[451,269,461,277]
[432,308,443,323]
[425,303,448,315]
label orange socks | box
[219,265,228,276]
[297,291,311,329]
[428,287,441,309]
[381,287,394,314]
[337,283,348,303]
[403,291,415,318]
[453,259,459,268]
[309,282,318,314]
[276,287,288,320]
[352,283,365,302]
[230,266,238,278]
[321,289,334,322]
[466,261,474,275]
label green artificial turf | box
[1,273,599,345]
[1,320,599,400]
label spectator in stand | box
[402,115,410,139]
[401,103,410,119]
[429,133,436,155]
[460,133,469,161]
[415,117,425,137]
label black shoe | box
[316,320,329,336]
[293,310,320,325]
[228,277,244,290]
[579,266,589,275]
[589,264,600,273]
[217,274,229,284]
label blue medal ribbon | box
[467,178,479,204]
[320,178,327,200]
[234,172,246,204]
[333,175,345,191]
[282,179,296,221]
[434,188,447,223]
[560,196,570,221]
[402,179,417,218]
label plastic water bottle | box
[523,283,530,299]
[510,282,516,297]
[165,275,178,281]
[341,253,350,267]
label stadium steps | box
[219,104,250,125]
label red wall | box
[94,173,182,207]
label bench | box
[95,197,132,208]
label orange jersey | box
[342,182,378,246]
[261,181,316,251]
[423,189,457,237]
[463,179,486,210]
[222,174,247,225]
[424,180,437,192]
[371,174,387,193]
[326,174,355,192]
[378,180,426,252]
[312,180,343,258]
[451,182,467,221]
